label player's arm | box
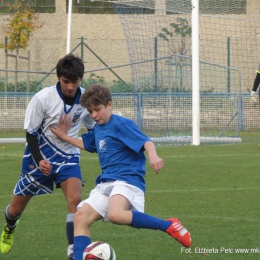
[144,141,164,174]
[252,73,260,92]
[26,132,52,176]
[50,114,85,150]
[26,132,43,165]
[251,73,260,106]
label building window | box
[166,0,247,15]
[66,0,155,14]
[0,0,55,14]
[66,0,116,14]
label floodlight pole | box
[192,0,200,145]
[67,0,72,54]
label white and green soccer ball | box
[83,241,116,260]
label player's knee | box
[8,205,23,218]
[74,209,87,224]
[68,193,81,206]
[7,209,21,219]
[107,210,122,224]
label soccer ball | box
[83,241,116,260]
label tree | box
[0,0,42,92]
[0,0,42,54]
[159,17,192,56]
[158,17,192,92]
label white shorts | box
[77,181,145,222]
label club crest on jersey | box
[99,140,106,153]
[71,112,81,126]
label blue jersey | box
[81,114,151,193]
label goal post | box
[191,0,200,145]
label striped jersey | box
[23,83,95,165]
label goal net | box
[106,0,260,144]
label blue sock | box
[130,211,171,231]
[74,236,91,260]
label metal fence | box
[1,91,260,145]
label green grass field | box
[0,143,260,259]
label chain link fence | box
[0,37,131,90]
[0,37,260,144]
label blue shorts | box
[14,162,82,196]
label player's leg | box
[60,177,82,260]
[107,194,132,224]
[130,210,191,247]
[108,182,191,248]
[1,195,32,254]
[73,191,104,260]
[1,165,54,255]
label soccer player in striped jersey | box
[50,84,191,260]
[0,54,95,260]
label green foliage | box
[0,0,42,53]
[158,17,192,41]
[0,77,5,92]
[158,17,192,56]
[0,73,193,94]
[0,73,133,93]
[158,17,192,92]
[170,17,192,37]
[109,79,132,93]
[81,73,106,88]
[0,77,42,92]
[81,73,133,93]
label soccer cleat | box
[166,218,191,248]
[67,244,74,259]
[0,219,20,254]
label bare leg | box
[7,194,33,220]
[74,203,102,237]
[73,203,102,260]
[107,194,132,225]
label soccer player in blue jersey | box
[0,54,96,260]
[50,84,192,260]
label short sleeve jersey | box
[81,114,151,192]
[24,83,95,161]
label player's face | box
[87,102,112,125]
[58,76,81,98]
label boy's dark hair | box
[80,84,112,109]
[56,53,84,81]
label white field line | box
[147,187,260,193]
[1,153,260,158]
[0,153,98,160]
